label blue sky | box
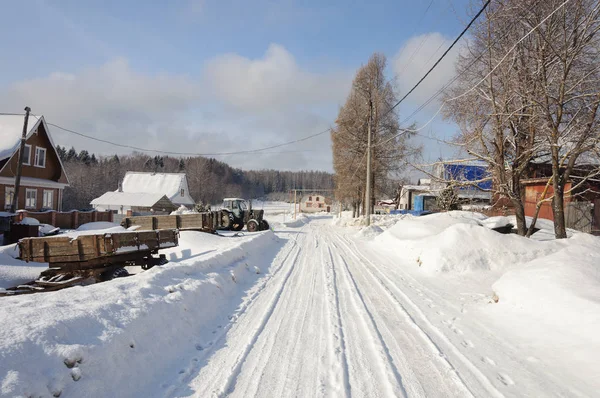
[0,0,473,176]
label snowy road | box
[170,218,511,397]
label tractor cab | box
[221,198,248,219]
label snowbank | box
[374,211,568,274]
[282,214,309,228]
[0,229,283,397]
[355,225,384,239]
[488,233,600,389]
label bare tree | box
[332,53,417,216]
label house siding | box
[1,184,60,211]
[0,123,67,183]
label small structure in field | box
[91,172,194,216]
[300,194,331,213]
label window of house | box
[25,189,37,209]
[316,197,320,202]
[319,203,324,208]
[22,145,32,165]
[309,196,312,201]
[306,203,312,208]
[4,187,14,209]
[35,147,46,168]
[181,188,184,197]
[43,190,53,209]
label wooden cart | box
[121,211,227,232]
[0,229,179,296]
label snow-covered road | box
[172,218,511,397]
[2,211,597,397]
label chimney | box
[118,180,123,192]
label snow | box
[170,205,197,215]
[76,222,121,231]
[90,192,168,207]
[16,217,40,226]
[0,208,599,397]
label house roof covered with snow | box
[121,172,195,205]
[0,114,41,161]
[90,192,172,208]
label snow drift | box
[0,230,283,397]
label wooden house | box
[0,115,69,211]
[300,194,331,213]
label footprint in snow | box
[497,373,514,386]
[481,357,496,366]
[461,340,474,348]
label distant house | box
[432,160,492,203]
[300,194,331,213]
[0,115,69,211]
[398,179,435,210]
[90,172,194,215]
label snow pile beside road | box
[488,233,600,386]
[375,211,564,274]
[0,229,283,398]
[355,225,384,239]
[282,214,309,227]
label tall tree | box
[332,53,418,216]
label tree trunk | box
[552,179,567,239]
[511,198,527,236]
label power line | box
[373,0,571,150]
[44,121,331,157]
[388,0,491,115]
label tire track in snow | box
[333,230,504,398]
[215,245,303,397]
[326,240,407,397]
[322,239,352,396]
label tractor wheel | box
[233,222,244,231]
[221,211,233,229]
[259,220,270,231]
[247,220,259,232]
[101,267,129,281]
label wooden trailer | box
[121,211,228,232]
[0,229,179,296]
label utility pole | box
[10,107,31,213]
[294,189,297,219]
[365,99,373,226]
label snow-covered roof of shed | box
[0,114,41,161]
[90,192,170,207]
[121,172,193,204]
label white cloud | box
[0,47,347,171]
[204,44,350,113]
[393,32,460,105]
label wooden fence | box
[13,210,114,229]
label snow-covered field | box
[0,202,598,397]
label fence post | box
[72,211,79,229]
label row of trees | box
[331,53,420,217]
[443,0,600,238]
[56,146,334,210]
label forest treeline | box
[55,146,334,210]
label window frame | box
[180,188,185,197]
[42,190,54,209]
[22,144,32,166]
[25,188,37,209]
[35,147,47,168]
[4,186,15,209]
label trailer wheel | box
[102,267,129,281]
[247,220,259,232]
[259,220,270,231]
